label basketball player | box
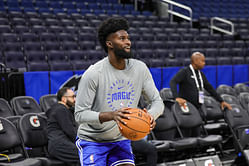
[75,17,164,166]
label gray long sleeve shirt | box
[75,57,164,142]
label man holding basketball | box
[75,17,164,166]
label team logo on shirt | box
[90,154,94,163]
[107,79,135,110]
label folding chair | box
[152,106,199,162]
[234,83,249,94]
[224,104,249,165]
[10,96,43,116]
[172,102,223,156]
[217,84,237,96]
[0,117,42,166]
[39,94,57,112]
[18,113,66,166]
[238,92,249,111]
[0,98,21,127]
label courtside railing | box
[210,17,235,35]
[161,0,193,27]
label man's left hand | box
[221,101,232,110]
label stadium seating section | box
[0,0,247,72]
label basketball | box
[118,108,151,141]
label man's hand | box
[99,108,131,125]
[142,108,156,131]
[221,101,232,111]
[176,97,187,108]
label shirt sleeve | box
[202,72,223,103]
[74,68,101,125]
[170,68,186,99]
[142,66,164,120]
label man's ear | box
[106,41,113,49]
[61,96,66,103]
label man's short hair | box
[57,87,70,101]
[98,17,129,53]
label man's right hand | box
[99,108,131,124]
[176,97,187,108]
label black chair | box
[14,25,30,34]
[18,113,66,166]
[221,94,241,106]
[61,41,79,51]
[238,92,249,111]
[27,62,50,72]
[67,50,86,70]
[205,48,219,57]
[201,96,230,147]
[43,41,61,52]
[31,25,47,34]
[47,50,73,71]
[217,84,237,96]
[23,42,43,52]
[21,32,40,43]
[1,33,20,43]
[10,96,43,116]
[0,117,42,166]
[0,98,21,127]
[0,98,14,118]
[4,51,26,72]
[57,33,76,43]
[159,88,175,109]
[172,102,223,154]
[152,106,198,162]
[26,51,49,71]
[232,56,245,65]
[40,32,58,43]
[205,57,217,65]
[39,94,57,112]
[216,57,232,65]
[234,83,249,94]
[224,104,249,165]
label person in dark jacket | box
[46,87,80,166]
[170,52,232,136]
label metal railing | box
[161,0,193,27]
[210,17,235,35]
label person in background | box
[75,17,164,166]
[170,52,232,136]
[46,87,80,166]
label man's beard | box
[66,100,75,109]
[114,47,133,59]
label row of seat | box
[174,0,249,19]
[158,83,249,164]
[1,35,247,52]
[0,0,144,16]
[0,94,57,119]
[0,11,157,22]
[3,47,249,72]
[0,113,67,166]
[0,94,223,165]
[1,83,247,120]
[141,87,228,163]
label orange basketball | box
[118,108,151,141]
